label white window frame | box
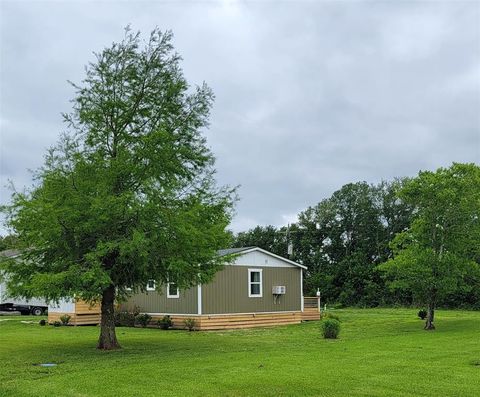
[248,268,263,298]
[146,279,156,291]
[167,282,179,298]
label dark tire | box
[31,307,43,316]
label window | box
[167,282,179,298]
[248,269,262,297]
[146,280,156,291]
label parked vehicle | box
[0,249,48,315]
[0,300,47,315]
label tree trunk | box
[97,284,121,350]
[424,300,435,330]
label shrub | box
[183,318,197,332]
[135,313,152,328]
[321,319,341,339]
[115,311,136,327]
[157,315,173,330]
[60,314,71,325]
[114,306,140,327]
[39,319,46,326]
[418,310,427,320]
[53,321,62,327]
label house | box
[124,246,321,329]
[48,247,320,329]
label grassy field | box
[0,309,479,397]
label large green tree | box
[231,225,290,257]
[295,180,414,305]
[1,28,236,349]
[379,163,480,330]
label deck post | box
[197,284,202,315]
[316,289,321,314]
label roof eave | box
[240,247,307,269]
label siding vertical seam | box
[301,269,304,312]
[197,284,202,315]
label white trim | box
[300,269,304,312]
[143,310,301,317]
[145,312,200,316]
[197,284,202,315]
[167,282,179,298]
[146,280,156,291]
[239,247,307,269]
[248,268,263,298]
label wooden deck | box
[301,297,321,321]
[47,297,322,328]
[48,300,101,325]
[152,312,303,330]
[153,299,321,330]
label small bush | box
[322,312,341,322]
[53,321,62,327]
[39,319,46,326]
[60,314,71,325]
[418,310,427,320]
[115,311,136,327]
[157,315,173,330]
[183,318,197,332]
[114,306,140,327]
[135,313,152,328]
[321,319,341,339]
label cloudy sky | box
[1,1,479,234]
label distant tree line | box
[232,164,480,310]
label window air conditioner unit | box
[272,286,286,295]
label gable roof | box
[217,247,256,257]
[218,246,307,269]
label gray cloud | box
[1,1,479,234]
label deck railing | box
[301,297,321,320]
[303,297,320,310]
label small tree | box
[379,163,480,330]
[321,319,341,339]
[1,28,236,349]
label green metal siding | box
[123,284,197,314]
[122,265,302,315]
[202,266,301,314]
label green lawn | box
[0,309,479,397]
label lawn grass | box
[1,308,479,396]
